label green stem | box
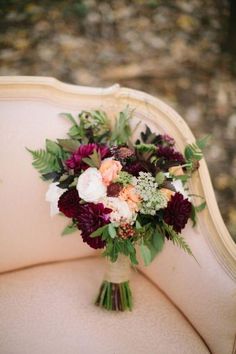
[95,280,133,312]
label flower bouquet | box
[27,107,208,311]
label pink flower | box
[66,143,110,171]
[99,159,122,186]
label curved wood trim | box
[0,76,235,280]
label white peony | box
[77,167,107,203]
[102,197,135,224]
[172,180,191,201]
[45,182,64,216]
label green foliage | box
[57,139,80,152]
[90,224,110,238]
[62,222,77,236]
[134,143,156,153]
[60,112,86,140]
[184,135,211,172]
[95,280,132,311]
[139,223,165,265]
[190,199,206,226]
[162,222,197,262]
[26,148,61,174]
[111,106,133,145]
[138,125,161,145]
[155,171,165,185]
[82,150,101,168]
[102,236,138,265]
[46,139,62,156]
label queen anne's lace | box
[133,172,167,215]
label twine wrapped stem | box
[95,254,133,311]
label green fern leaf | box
[163,223,198,263]
[26,148,61,174]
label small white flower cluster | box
[133,172,167,215]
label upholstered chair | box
[0,77,235,354]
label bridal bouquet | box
[27,107,207,311]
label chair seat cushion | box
[0,257,209,354]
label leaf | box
[155,171,165,185]
[195,201,206,213]
[57,139,80,152]
[184,135,210,166]
[46,139,62,156]
[129,250,138,265]
[69,125,83,139]
[57,175,74,189]
[190,205,197,227]
[135,220,142,229]
[111,106,133,145]
[60,113,78,126]
[138,125,162,145]
[134,143,156,153]
[152,228,165,252]
[140,244,152,266]
[62,223,77,236]
[82,150,101,168]
[108,224,117,239]
[90,224,109,238]
[196,135,211,150]
[163,222,198,263]
[26,148,60,174]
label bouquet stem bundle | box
[95,255,132,311]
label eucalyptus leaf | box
[140,244,152,266]
[62,223,77,236]
[57,139,80,152]
[90,225,109,238]
[108,224,117,238]
[152,229,165,252]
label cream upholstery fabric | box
[0,257,209,354]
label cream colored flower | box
[45,183,64,216]
[77,167,106,202]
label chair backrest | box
[0,77,235,354]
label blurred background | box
[1,0,236,240]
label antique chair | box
[0,77,235,354]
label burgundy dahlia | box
[157,146,185,165]
[163,192,192,233]
[123,161,147,176]
[66,143,111,171]
[58,188,80,218]
[107,182,123,197]
[76,202,112,249]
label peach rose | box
[169,166,184,176]
[160,188,175,201]
[119,185,141,212]
[99,159,122,186]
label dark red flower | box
[157,146,185,164]
[58,188,81,218]
[107,182,123,197]
[66,143,111,171]
[76,202,112,249]
[163,192,192,233]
